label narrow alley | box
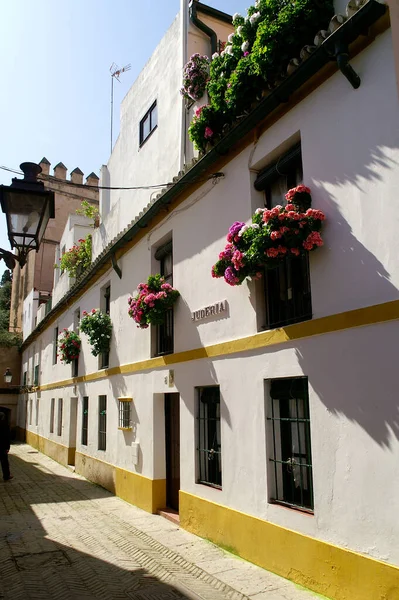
[0,445,323,600]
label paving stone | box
[0,444,327,600]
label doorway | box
[164,393,180,511]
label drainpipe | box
[189,0,217,55]
[334,39,361,89]
[179,0,189,171]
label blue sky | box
[0,0,249,265]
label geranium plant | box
[55,235,92,278]
[212,185,325,286]
[80,309,112,356]
[181,53,210,102]
[128,274,180,329]
[58,329,81,364]
[189,1,334,151]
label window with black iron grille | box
[267,377,313,512]
[53,327,58,364]
[155,241,174,356]
[99,286,110,369]
[82,396,88,446]
[33,365,39,386]
[118,399,131,429]
[197,387,222,489]
[72,308,80,378]
[57,398,63,437]
[98,395,107,451]
[50,398,55,433]
[255,144,312,329]
[140,101,158,146]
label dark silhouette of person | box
[0,411,12,481]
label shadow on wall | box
[0,452,198,599]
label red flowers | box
[58,330,81,364]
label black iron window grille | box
[53,327,58,364]
[57,398,63,437]
[197,387,222,489]
[50,398,55,433]
[155,241,174,356]
[267,377,314,512]
[140,101,158,146]
[23,371,27,386]
[118,400,131,429]
[82,396,88,446]
[98,395,107,451]
[33,365,39,386]
[264,255,312,329]
[99,285,110,369]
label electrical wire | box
[0,164,224,191]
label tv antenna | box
[110,63,131,153]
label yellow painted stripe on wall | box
[75,451,166,514]
[38,298,399,392]
[179,491,399,600]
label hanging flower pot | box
[212,185,325,286]
[58,329,81,364]
[80,309,112,356]
[128,274,180,329]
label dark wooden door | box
[165,393,180,511]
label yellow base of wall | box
[25,430,71,467]
[180,491,399,600]
[75,451,166,514]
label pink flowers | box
[212,185,326,286]
[303,231,324,251]
[204,126,214,140]
[128,274,180,329]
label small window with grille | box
[254,143,312,329]
[98,395,107,451]
[267,377,313,512]
[57,398,63,437]
[197,386,222,489]
[155,241,174,356]
[99,286,110,369]
[82,396,88,446]
[50,398,55,433]
[118,398,132,429]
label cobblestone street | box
[0,445,325,600]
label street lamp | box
[0,162,55,268]
[4,368,12,384]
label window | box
[57,398,63,436]
[23,371,27,386]
[99,285,110,369]
[139,100,157,146]
[197,387,222,489]
[35,399,39,427]
[50,398,55,433]
[82,396,88,446]
[53,327,58,364]
[267,377,313,512]
[118,398,132,429]
[29,399,33,425]
[98,395,107,451]
[72,308,80,378]
[33,365,39,386]
[255,144,312,329]
[155,241,174,355]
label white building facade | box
[17,2,399,599]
